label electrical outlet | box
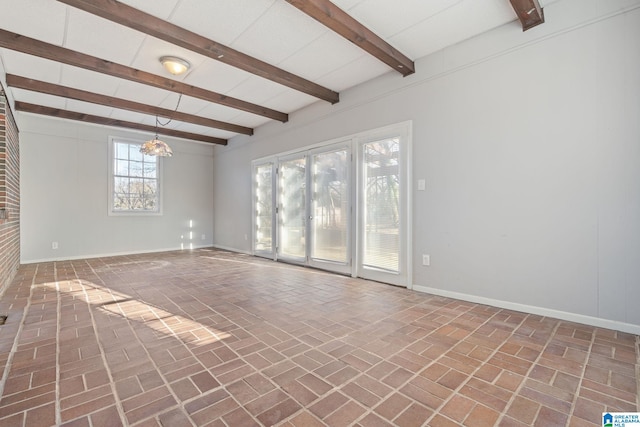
[52,242,59,250]
[422,254,430,266]
[201,234,206,240]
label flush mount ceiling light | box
[160,56,190,75]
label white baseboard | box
[210,244,252,255]
[20,244,215,264]
[412,285,640,335]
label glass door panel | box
[309,148,350,273]
[253,162,274,257]
[278,156,307,261]
[362,138,400,272]
[357,126,408,288]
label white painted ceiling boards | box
[0,0,555,144]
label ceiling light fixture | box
[140,131,173,157]
[140,115,173,157]
[140,94,183,157]
[160,56,190,75]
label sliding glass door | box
[252,122,410,286]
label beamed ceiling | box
[0,0,548,146]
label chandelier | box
[140,90,184,157]
[140,132,173,157]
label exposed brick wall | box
[0,86,20,294]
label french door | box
[273,144,351,274]
[252,122,410,286]
[253,162,275,259]
[277,155,307,263]
[308,147,350,274]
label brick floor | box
[0,248,637,426]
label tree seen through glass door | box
[363,138,400,272]
[279,157,306,260]
[311,149,349,264]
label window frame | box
[108,136,164,216]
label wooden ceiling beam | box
[0,29,288,122]
[56,0,340,104]
[284,0,414,76]
[6,74,253,136]
[15,102,228,145]
[509,0,544,31]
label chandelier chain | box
[156,93,183,128]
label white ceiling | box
[0,0,556,143]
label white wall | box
[212,0,640,333]
[20,114,214,262]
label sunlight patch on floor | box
[45,280,232,346]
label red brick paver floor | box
[0,248,637,426]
